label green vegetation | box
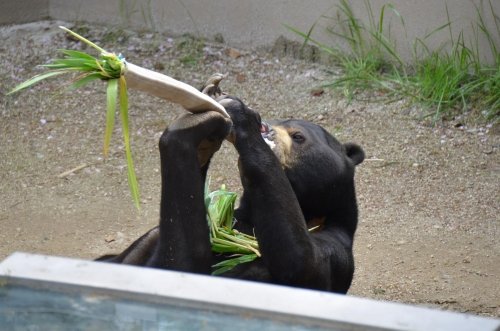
[205,182,322,275]
[287,0,499,122]
[205,183,259,275]
[177,34,205,66]
[8,27,140,208]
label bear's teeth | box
[263,137,276,150]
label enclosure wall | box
[1,0,499,63]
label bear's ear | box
[344,143,365,165]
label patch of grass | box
[286,0,404,101]
[404,3,500,121]
[176,34,205,67]
[287,0,499,122]
[102,28,130,44]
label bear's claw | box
[201,73,226,99]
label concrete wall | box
[0,0,49,25]
[1,0,499,63]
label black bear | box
[98,95,364,294]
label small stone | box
[236,72,247,83]
[311,88,324,97]
[226,48,241,59]
[104,234,116,243]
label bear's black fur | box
[98,96,364,294]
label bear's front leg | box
[147,111,231,273]
[220,97,325,288]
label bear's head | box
[262,119,365,221]
[219,96,364,224]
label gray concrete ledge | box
[1,252,499,330]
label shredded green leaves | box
[205,183,259,275]
[204,183,322,275]
[8,26,140,209]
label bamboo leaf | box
[212,254,258,275]
[119,76,140,209]
[211,245,242,254]
[213,254,258,269]
[218,232,260,254]
[104,79,118,157]
[69,72,103,89]
[59,49,97,61]
[211,237,256,254]
[43,58,101,72]
[7,70,69,95]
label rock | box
[226,48,242,59]
[310,88,324,97]
[236,72,247,83]
[104,234,116,243]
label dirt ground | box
[1,22,499,318]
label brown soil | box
[1,21,498,318]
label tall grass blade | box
[338,0,364,56]
[283,24,341,57]
[475,1,498,60]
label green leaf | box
[212,254,258,275]
[119,76,140,210]
[210,245,241,254]
[43,58,99,71]
[211,237,256,255]
[7,70,69,95]
[59,49,97,61]
[69,72,103,89]
[103,79,118,157]
[212,254,258,268]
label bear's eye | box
[291,132,305,143]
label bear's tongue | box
[260,122,270,133]
[260,121,276,150]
